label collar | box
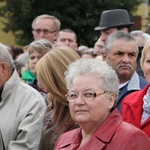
[141,87,150,124]
[1,70,20,102]
[119,81,129,89]
[127,72,141,91]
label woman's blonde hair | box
[36,44,80,134]
[140,39,150,70]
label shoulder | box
[117,121,149,140]
[54,128,80,149]
[118,122,150,149]
[122,84,149,104]
[22,70,35,79]
[139,76,148,88]
[20,81,41,95]
[18,81,46,105]
[122,90,141,103]
[59,128,79,139]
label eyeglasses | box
[65,91,107,103]
[33,29,56,35]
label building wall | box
[133,2,149,32]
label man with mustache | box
[102,31,147,112]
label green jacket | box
[22,69,36,85]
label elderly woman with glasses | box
[54,59,150,150]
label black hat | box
[95,9,134,30]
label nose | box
[75,95,85,104]
[122,54,130,63]
[64,40,70,46]
[100,34,107,43]
[39,31,45,37]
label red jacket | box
[54,109,150,150]
[121,84,150,137]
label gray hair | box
[130,30,150,45]
[32,14,61,31]
[0,43,15,71]
[105,31,138,54]
[28,38,52,55]
[65,59,119,101]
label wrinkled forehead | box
[108,40,138,56]
[34,18,56,30]
[58,31,76,40]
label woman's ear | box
[108,93,116,110]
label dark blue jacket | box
[117,72,147,112]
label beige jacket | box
[0,70,46,150]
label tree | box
[0,0,141,47]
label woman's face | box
[68,74,115,128]
[142,51,150,84]
[28,51,45,74]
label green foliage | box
[0,0,142,46]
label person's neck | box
[80,112,110,140]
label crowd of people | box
[0,8,150,150]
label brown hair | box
[36,44,80,134]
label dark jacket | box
[117,72,147,112]
[38,106,79,150]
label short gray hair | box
[130,30,150,45]
[105,31,138,54]
[0,43,15,70]
[65,59,119,100]
[28,38,52,55]
[32,14,61,31]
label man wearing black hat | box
[95,9,134,43]
[95,9,147,113]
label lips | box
[75,109,87,113]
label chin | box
[119,70,132,77]
[74,116,88,123]
[75,120,87,125]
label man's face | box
[100,28,118,43]
[56,31,78,51]
[104,39,138,83]
[32,18,58,43]
[94,38,105,56]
